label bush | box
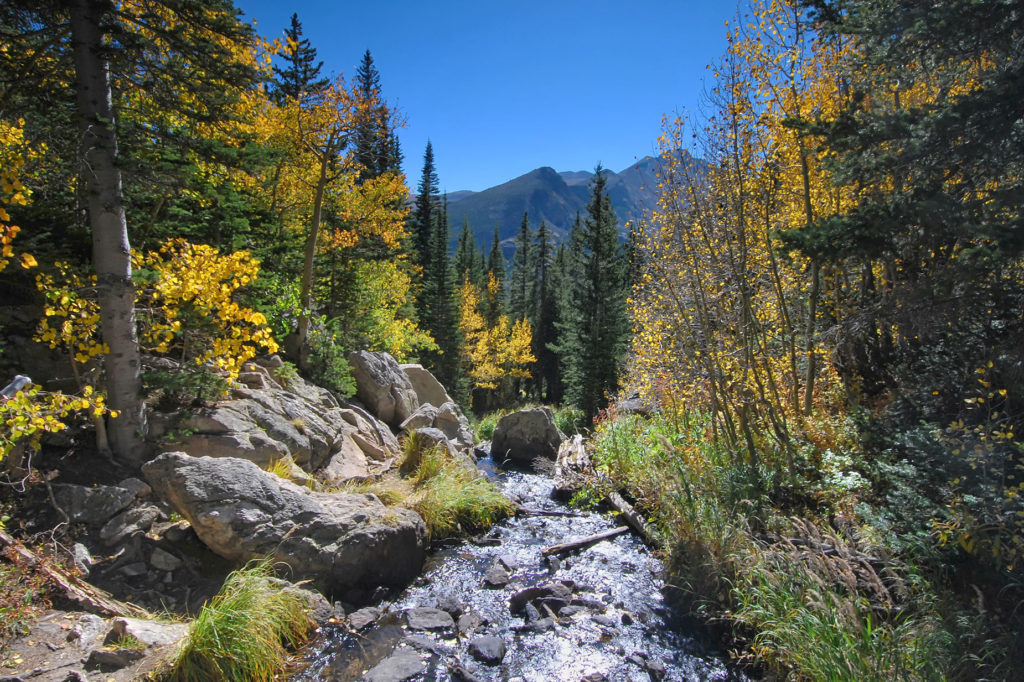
[166,558,313,682]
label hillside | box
[444,152,702,248]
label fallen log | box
[608,491,654,544]
[541,526,630,557]
[515,505,584,518]
[0,530,152,619]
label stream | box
[295,451,745,682]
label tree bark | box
[71,0,147,464]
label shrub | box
[166,558,313,682]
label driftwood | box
[542,526,630,557]
[608,491,654,544]
[0,530,152,619]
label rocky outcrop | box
[491,407,566,462]
[142,452,427,598]
[400,364,452,408]
[154,362,398,483]
[348,351,419,428]
[400,401,474,450]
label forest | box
[1,0,1022,679]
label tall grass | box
[166,558,313,682]
[589,411,954,680]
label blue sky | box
[233,1,736,192]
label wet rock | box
[621,611,634,625]
[524,603,541,623]
[85,648,143,670]
[491,407,565,462]
[558,605,583,617]
[363,646,425,682]
[142,453,427,596]
[515,616,554,633]
[433,592,462,617]
[449,664,483,682]
[536,597,569,613]
[51,484,134,526]
[457,611,484,636]
[104,617,187,647]
[99,505,161,546]
[468,635,506,665]
[349,351,419,428]
[405,634,453,656]
[483,561,510,588]
[405,607,454,631]
[509,582,573,613]
[592,614,617,628]
[580,674,609,682]
[348,606,380,630]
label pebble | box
[347,606,380,630]
[468,635,507,665]
[405,607,455,631]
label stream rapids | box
[294,452,745,681]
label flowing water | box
[296,454,745,681]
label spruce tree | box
[353,50,403,181]
[410,141,440,269]
[552,213,585,408]
[270,14,328,104]
[485,224,506,326]
[531,219,558,400]
[454,218,476,282]
[421,194,460,390]
[509,212,533,321]
[558,169,628,420]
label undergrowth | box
[0,547,53,657]
[475,404,585,442]
[588,411,959,679]
[165,558,313,682]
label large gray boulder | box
[349,351,419,428]
[491,407,566,462]
[142,453,427,597]
[400,364,452,408]
[400,401,474,450]
[156,366,398,481]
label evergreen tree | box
[531,219,558,400]
[508,212,533,321]
[454,218,476,281]
[421,194,460,390]
[558,169,628,420]
[269,14,328,104]
[410,141,440,269]
[551,212,585,408]
[485,224,506,325]
[353,50,403,182]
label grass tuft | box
[166,558,313,682]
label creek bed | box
[295,454,745,681]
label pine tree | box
[552,212,585,408]
[410,141,440,269]
[559,168,628,420]
[353,50,403,182]
[270,13,328,104]
[485,224,505,326]
[531,219,558,400]
[454,218,476,281]
[508,212,533,321]
[421,193,460,390]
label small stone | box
[468,636,506,665]
[347,606,380,630]
[405,634,454,656]
[434,592,462,617]
[645,658,667,680]
[99,505,161,546]
[405,607,454,631]
[546,555,561,572]
[621,612,634,626]
[149,547,182,572]
[362,647,425,682]
[536,597,568,613]
[483,561,510,588]
[118,477,152,499]
[592,615,617,628]
[449,664,483,682]
[119,562,148,578]
[580,674,609,682]
[524,603,541,623]
[558,605,583,618]
[457,612,484,636]
[68,615,106,650]
[85,648,143,670]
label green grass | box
[474,403,586,442]
[166,558,314,682]
[588,410,955,680]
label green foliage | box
[167,558,313,682]
[305,318,357,397]
[143,367,228,409]
[407,444,513,540]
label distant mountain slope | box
[444,153,699,251]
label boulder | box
[399,403,438,433]
[491,407,566,462]
[348,351,419,428]
[51,484,135,526]
[142,452,427,597]
[161,372,398,480]
[400,401,474,451]
[399,363,452,407]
